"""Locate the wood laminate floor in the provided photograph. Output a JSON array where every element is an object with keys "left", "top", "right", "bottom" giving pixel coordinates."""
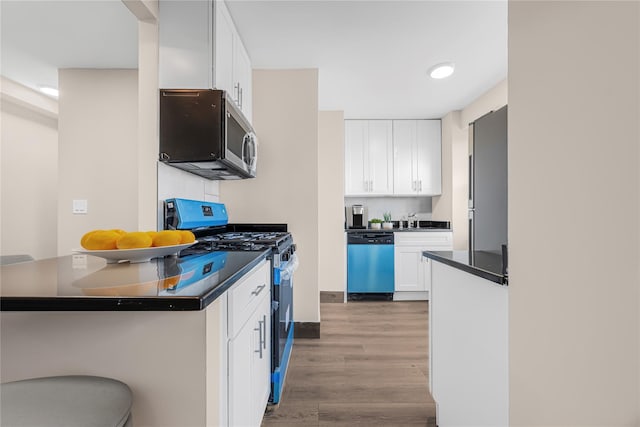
[{"left": 262, "top": 301, "right": 436, "bottom": 427}]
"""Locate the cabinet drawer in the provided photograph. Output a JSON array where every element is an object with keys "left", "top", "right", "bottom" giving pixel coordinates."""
[
  {"left": 394, "top": 231, "right": 452, "bottom": 247},
  {"left": 228, "top": 261, "right": 270, "bottom": 338}
]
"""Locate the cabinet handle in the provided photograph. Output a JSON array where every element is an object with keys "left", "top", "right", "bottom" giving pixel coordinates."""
[
  {"left": 251, "top": 284, "right": 266, "bottom": 296},
  {"left": 234, "top": 83, "right": 240, "bottom": 104},
  {"left": 419, "top": 180, "right": 422, "bottom": 192},
  {"left": 255, "top": 317, "right": 265, "bottom": 359},
  {"left": 262, "top": 314, "right": 267, "bottom": 350},
  {"left": 239, "top": 87, "right": 243, "bottom": 109},
  {"left": 369, "top": 180, "right": 373, "bottom": 192}
]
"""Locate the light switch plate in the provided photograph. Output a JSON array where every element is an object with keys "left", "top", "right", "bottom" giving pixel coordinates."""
[{"left": 73, "top": 199, "right": 88, "bottom": 214}]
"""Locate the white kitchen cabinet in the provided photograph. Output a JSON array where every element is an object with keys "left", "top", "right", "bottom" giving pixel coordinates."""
[
  {"left": 393, "top": 231, "right": 452, "bottom": 300},
  {"left": 159, "top": 0, "right": 253, "bottom": 121},
  {"left": 393, "top": 120, "right": 442, "bottom": 196},
  {"left": 214, "top": 0, "right": 234, "bottom": 95},
  {"left": 345, "top": 120, "right": 393, "bottom": 196},
  {"left": 159, "top": 0, "right": 213, "bottom": 89},
  {"left": 394, "top": 245, "right": 429, "bottom": 292},
  {"left": 215, "top": 0, "right": 253, "bottom": 122},
  {"left": 228, "top": 261, "right": 271, "bottom": 427}
]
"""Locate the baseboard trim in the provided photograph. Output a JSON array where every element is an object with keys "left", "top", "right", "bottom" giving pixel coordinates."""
[
  {"left": 393, "top": 291, "right": 430, "bottom": 301},
  {"left": 320, "top": 291, "right": 344, "bottom": 303},
  {"left": 294, "top": 322, "right": 320, "bottom": 339}
]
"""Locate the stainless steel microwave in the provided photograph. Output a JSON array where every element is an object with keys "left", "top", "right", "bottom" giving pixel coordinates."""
[{"left": 159, "top": 89, "right": 257, "bottom": 180}]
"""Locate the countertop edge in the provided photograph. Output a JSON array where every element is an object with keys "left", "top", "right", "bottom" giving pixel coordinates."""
[
  {"left": 200, "top": 250, "right": 270, "bottom": 308},
  {"left": 423, "top": 251, "right": 507, "bottom": 286},
  {"left": 0, "top": 250, "right": 272, "bottom": 312}
]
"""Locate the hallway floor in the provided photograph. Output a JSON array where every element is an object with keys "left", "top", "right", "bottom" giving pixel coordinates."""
[{"left": 262, "top": 300, "right": 437, "bottom": 426}]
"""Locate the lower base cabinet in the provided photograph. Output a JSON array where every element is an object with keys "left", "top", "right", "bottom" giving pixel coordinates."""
[
  {"left": 393, "top": 232, "right": 453, "bottom": 300},
  {"left": 227, "top": 261, "right": 271, "bottom": 427}
]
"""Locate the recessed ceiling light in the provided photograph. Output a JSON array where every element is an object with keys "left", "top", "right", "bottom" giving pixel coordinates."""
[
  {"left": 38, "top": 86, "right": 59, "bottom": 98},
  {"left": 428, "top": 62, "right": 455, "bottom": 79}
]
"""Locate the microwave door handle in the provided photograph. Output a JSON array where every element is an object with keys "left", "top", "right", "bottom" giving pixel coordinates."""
[
  {"left": 246, "top": 134, "right": 257, "bottom": 170},
  {"left": 241, "top": 135, "right": 248, "bottom": 167}
]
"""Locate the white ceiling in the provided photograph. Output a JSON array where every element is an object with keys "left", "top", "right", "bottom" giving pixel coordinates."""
[
  {"left": 0, "top": 1, "right": 138, "bottom": 94},
  {"left": 226, "top": 0, "right": 507, "bottom": 119},
  {"left": 0, "top": 0, "right": 507, "bottom": 119}
]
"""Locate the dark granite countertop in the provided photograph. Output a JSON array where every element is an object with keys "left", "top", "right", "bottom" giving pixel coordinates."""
[
  {"left": 345, "top": 228, "right": 452, "bottom": 233},
  {"left": 345, "top": 220, "right": 451, "bottom": 233},
  {"left": 422, "top": 250, "right": 508, "bottom": 285},
  {"left": 0, "top": 250, "right": 270, "bottom": 311}
]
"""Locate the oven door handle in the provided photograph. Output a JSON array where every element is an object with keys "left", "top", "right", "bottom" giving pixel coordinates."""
[{"left": 279, "top": 253, "right": 299, "bottom": 280}]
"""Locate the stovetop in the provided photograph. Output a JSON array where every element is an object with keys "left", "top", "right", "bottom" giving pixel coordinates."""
[
  {"left": 179, "top": 231, "right": 293, "bottom": 257},
  {"left": 201, "top": 231, "right": 290, "bottom": 245}
]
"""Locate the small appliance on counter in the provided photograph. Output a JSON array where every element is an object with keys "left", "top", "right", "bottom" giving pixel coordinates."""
[{"left": 345, "top": 204, "right": 367, "bottom": 229}]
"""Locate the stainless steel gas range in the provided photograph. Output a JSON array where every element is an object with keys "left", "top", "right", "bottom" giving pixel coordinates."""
[{"left": 165, "top": 198, "right": 297, "bottom": 404}]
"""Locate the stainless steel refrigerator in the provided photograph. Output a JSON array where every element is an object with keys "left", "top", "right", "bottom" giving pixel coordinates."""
[{"left": 468, "top": 106, "right": 508, "bottom": 267}]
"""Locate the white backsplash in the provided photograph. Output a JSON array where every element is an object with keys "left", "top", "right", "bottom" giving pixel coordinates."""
[
  {"left": 344, "top": 196, "right": 432, "bottom": 223},
  {"left": 157, "top": 163, "right": 220, "bottom": 229}
]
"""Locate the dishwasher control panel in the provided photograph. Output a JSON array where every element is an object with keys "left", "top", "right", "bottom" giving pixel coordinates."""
[{"left": 347, "top": 233, "right": 394, "bottom": 245}]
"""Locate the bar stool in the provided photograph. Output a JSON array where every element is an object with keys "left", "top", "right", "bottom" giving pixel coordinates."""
[{"left": 0, "top": 375, "right": 133, "bottom": 427}]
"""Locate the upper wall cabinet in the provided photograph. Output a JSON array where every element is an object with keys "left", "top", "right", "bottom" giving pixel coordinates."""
[
  {"left": 159, "top": 1, "right": 212, "bottom": 89},
  {"left": 345, "top": 120, "right": 394, "bottom": 196},
  {"left": 393, "top": 120, "right": 442, "bottom": 196},
  {"left": 215, "top": 1, "right": 252, "bottom": 122},
  {"left": 159, "top": 0, "right": 252, "bottom": 121},
  {"left": 345, "top": 119, "right": 441, "bottom": 197}
]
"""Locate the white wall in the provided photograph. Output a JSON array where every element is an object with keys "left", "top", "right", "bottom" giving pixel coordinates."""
[
  {"left": 435, "top": 80, "right": 507, "bottom": 250},
  {"left": 509, "top": 1, "right": 639, "bottom": 424},
  {"left": 137, "top": 9, "right": 160, "bottom": 231},
  {"left": 220, "top": 69, "right": 320, "bottom": 323},
  {"left": 344, "top": 196, "right": 432, "bottom": 224},
  {"left": 157, "top": 163, "right": 220, "bottom": 227},
  {"left": 57, "top": 69, "right": 139, "bottom": 254},
  {"left": 318, "top": 111, "right": 345, "bottom": 293},
  {"left": 1, "top": 81, "right": 58, "bottom": 260},
  {"left": 431, "top": 112, "right": 455, "bottom": 223}
]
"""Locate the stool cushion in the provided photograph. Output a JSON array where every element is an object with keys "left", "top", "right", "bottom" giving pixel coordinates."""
[{"left": 1, "top": 375, "right": 132, "bottom": 427}]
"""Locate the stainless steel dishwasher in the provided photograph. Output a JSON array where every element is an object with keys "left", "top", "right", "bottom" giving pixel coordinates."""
[{"left": 346, "top": 233, "right": 394, "bottom": 300}]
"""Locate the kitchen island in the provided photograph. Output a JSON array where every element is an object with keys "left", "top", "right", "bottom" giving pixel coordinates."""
[
  {"left": 422, "top": 250, "right": 508, "bottom": 427},
  {"left": 0, "top": 250, "right": 271, "bottom": 426}
]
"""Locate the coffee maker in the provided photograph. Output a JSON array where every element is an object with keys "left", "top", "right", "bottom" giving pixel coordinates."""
[{"left": 346, "top": 204, "right": 368, "bottom": 229}]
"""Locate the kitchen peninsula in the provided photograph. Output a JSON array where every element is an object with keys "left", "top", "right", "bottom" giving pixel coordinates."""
[
  {"left": 0, "top": 251, "right": 270, "bottom": 426},
  {"left": 423, "top": 250, "right": 508, "bottom": 426}
]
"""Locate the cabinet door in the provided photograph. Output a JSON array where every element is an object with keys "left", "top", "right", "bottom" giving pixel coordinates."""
[
  {"left": 234, "top": 40, "right": 252, "bottom": 122},
  {"left": 228, "top": 315, "right": 254, "bottom": 427},
  {"left": 345, "top": 120, "right": 368, "bottom": 195},
  {"left": 394, "top": 245, "right": 425, "bottom": 292},
  {"left": 421, "top": 255, "right": 433, "bottom": 294},
  {"left": 367, "top": 120, "right": 394, "bottom": 195},
  {"left": 251, "top": 294, "right": 271, "bottom": 426},
  {"left": 214, "top": 0, "right": 234, "bottom": 96},
  {"left": 393, "top": 120, "right": 417, "bottom": 195},
  {"left": 416, "top": 120, "right": 442, "bottom": 195},
  {"left": 159, "top": 0, "right": 212, "bottom": 89}
]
